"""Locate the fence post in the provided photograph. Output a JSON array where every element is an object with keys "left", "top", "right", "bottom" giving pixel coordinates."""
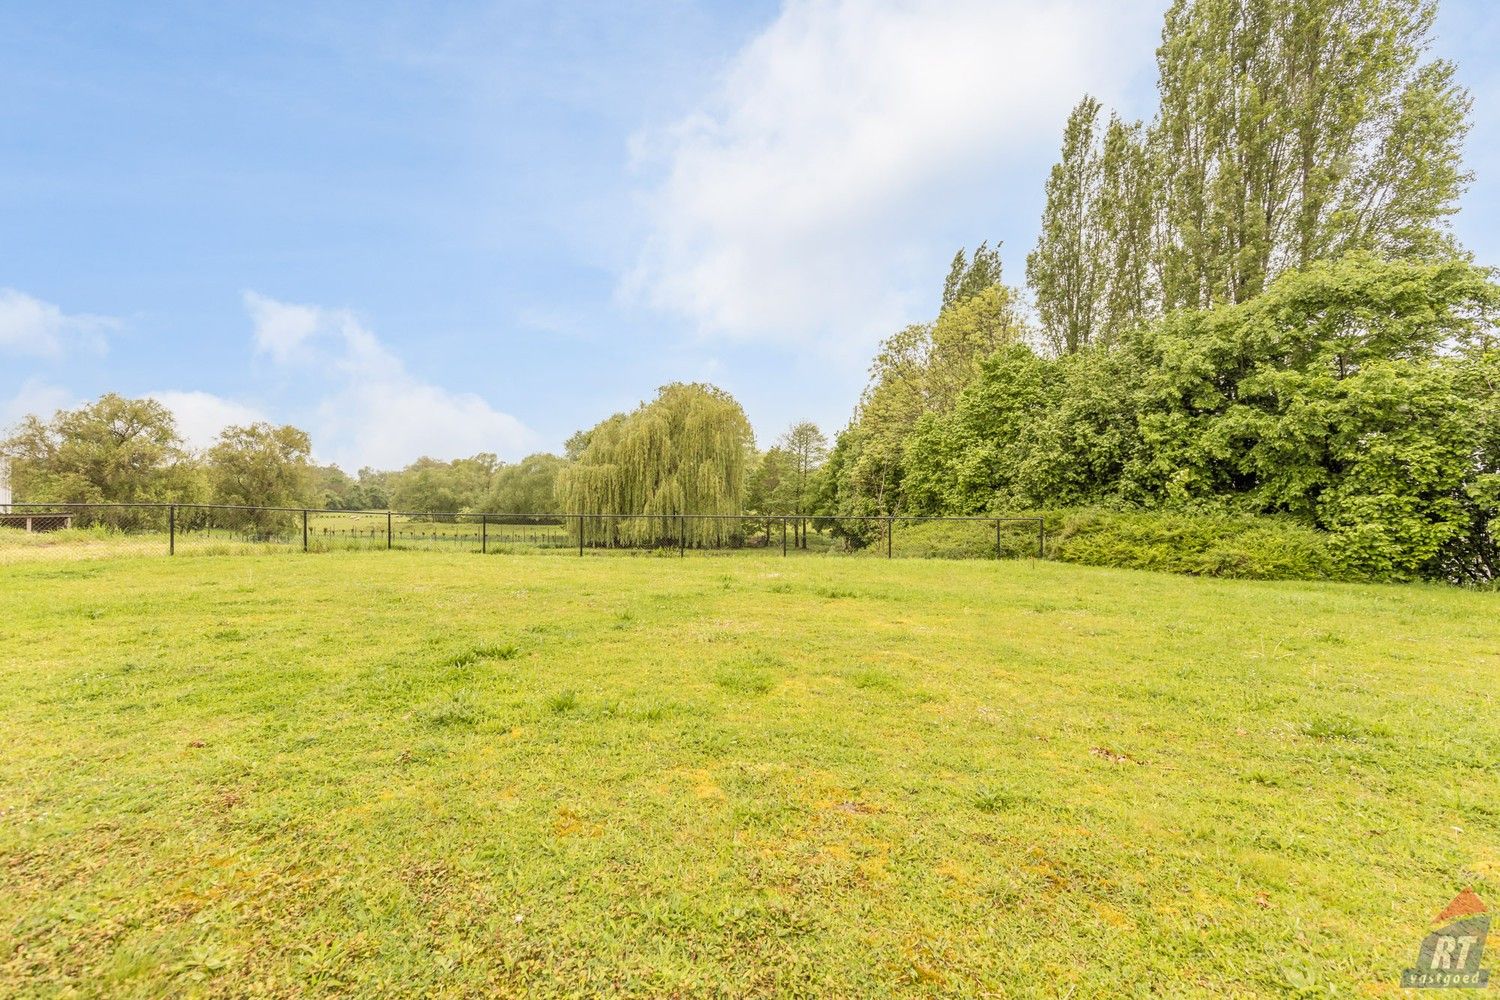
[
  {"left": 481, "top": 514, "right": 488, "bottom": 555},
  {"left": 680, "top": 514, "right": 686, "bottom": 557},
  {"left": 996, "top": 519, "right": 1002, "bottom": 560},
  {"left": 887, "top": 516, "right": 893, "bottom": 559},
  {"left": 169, "top": 504, "right": 175, "bottom": 556},
  {"left": 387, "top": 511, "right": 392, "bottom": 550},
  {"left": 782, "top": 516, "right": 788, "bottom": 556},
  {"left": 578, "top": 515, "right": 584, "bottom": 557},
  {"left": 302, "top": 509, "right": 309, "bottom": 552},
  {"left": 1037, "top": 518, "right": 1045, "bottom": 560}
]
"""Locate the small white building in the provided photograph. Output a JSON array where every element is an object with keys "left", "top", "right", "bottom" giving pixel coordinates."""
[{"left": 0, "top": 458, "right": 10, "bottom": 510}]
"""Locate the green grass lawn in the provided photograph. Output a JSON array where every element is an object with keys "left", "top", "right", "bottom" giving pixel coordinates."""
[{"left": 1, "top": 551, "right": 1496, "bottom": 997}]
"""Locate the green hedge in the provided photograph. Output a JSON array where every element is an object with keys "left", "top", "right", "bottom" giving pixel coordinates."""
[
  {"left": 868, "top": 509, "right": 1357, "bottom": 582},
  {"left": 1046, "top": 510, "right": 1348, "bottom": 581}
]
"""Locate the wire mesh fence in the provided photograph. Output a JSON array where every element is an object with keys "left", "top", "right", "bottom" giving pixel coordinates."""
[
  {"left": 0, "top": 503, "right": 1045, "bottom": 563},
  {"left": 0, "top": 503, "right": 173, "bottom": 562}
]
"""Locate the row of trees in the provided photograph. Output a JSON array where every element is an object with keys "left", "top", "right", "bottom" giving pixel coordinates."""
[
  {"left": 900, "top": 255, "right": 1499, "bottom": 579},
  {"left": 1, "top": 389, "right": 831, "bottom": 527},
  {"left": 0, "top": 396, "right": 317, "bottom": 511},
  {"left": 821, "top": 0, "right": 1497, "bottom": 580},
  {"left": 1026, "top": 0, "right": 1471, "bottom": 353},
  {"left": 6, "top": 0, "right": 1492, "bottom": 578},
  {"left": 0, "top": 395, "right": 561, "bottom": 515}
]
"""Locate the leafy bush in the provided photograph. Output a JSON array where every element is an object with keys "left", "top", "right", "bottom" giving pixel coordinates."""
[
  {"left": 1048, "top": 510, "right": 1347, "bottom": 581},
  {"left": 843, "top": 255, "right": 1500, "bottom": 583},
  {"left": 872, "top": 508, "right": 1355, "bottom": 582}
]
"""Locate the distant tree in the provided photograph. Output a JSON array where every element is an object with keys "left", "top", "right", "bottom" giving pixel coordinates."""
[
  {"left": 351, "top": 467, "right": 392, "bottom": 510},
  {"left": 746, "top": 446, "right": 793, "bottom": 514},
  {"left": 0, "top": 394, "right": 200, "bottom": 509},
  {"left": 389, "top": 454, "right": 499, "bottom": 516},
  {"left": 207, "top": 423, "right": 314, "bottom": 511},
  {"left": 484, "top": 453, "right": 566, "bottom": 513},
  {"left": 308, "top": 464, "right": 394, "bottom": 511},
  {"left": 778, "top": 422, "right": 828, "bottom": 547},
  {"left": 558, "top": 382, "right": 754, "bottom": 546},
  {"left": 311, "top": 464, "right": 357, "bottom": 509}
]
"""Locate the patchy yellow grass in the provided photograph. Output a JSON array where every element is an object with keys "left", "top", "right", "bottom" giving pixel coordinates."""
[{"left": 0, "top": 549, "right": 1496, "bottom": 997}]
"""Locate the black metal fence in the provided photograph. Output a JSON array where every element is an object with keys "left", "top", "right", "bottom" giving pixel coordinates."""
[{"left": 0, "top": 503, "right": 1045, "bottom": 562}]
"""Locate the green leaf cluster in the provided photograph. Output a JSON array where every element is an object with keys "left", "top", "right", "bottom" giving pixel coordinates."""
[{"left": 900, "top": 254, "right": 1499, "bottom": 580}]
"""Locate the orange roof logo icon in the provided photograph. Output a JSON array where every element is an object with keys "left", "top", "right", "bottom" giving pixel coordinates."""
[{"left": 1436, "top": 889, "right": 1487, "bottom": 924}]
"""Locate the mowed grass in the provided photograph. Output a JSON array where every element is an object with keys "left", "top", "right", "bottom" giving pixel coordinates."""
[{"left": 0, "top": 552, "right": 1496, "bottom": 998}]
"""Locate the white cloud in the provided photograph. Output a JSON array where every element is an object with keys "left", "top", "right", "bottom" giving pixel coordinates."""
[
  {"left": 0, "top": 288, "right": 114, "bottom": 357},
  {"left": 1, "top": 382, "right": 263, "bottom": 452},
  {"left": 626, "top": 0, "right": 1157, "bottom": 347},
  {"left": 243, "top": 292, "right": 534, "bottom": 468},
  {"left": 148, "top": 390, "right": 266, "bottom": 451},
  {"left": 243, "top": 292, "right": 326, "bottom": 364},
  {"left": 1, "top": 378, "right": 75, "bottom": 428}
]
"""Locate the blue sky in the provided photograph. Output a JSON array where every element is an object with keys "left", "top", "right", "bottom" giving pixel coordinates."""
[{"left": 3, "top": 0, "right": 1498, "bottom": 470}]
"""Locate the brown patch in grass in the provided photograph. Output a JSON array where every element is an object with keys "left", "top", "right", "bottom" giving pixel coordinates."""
[{"left": 1090, "top": 746, "right": 1142, "bottom": 765}]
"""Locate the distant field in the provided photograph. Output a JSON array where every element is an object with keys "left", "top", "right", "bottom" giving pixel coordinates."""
[
  {"left": 307, "top": 514, "right": 574, "bottom": 551},
  {"left": 0, "top": 517, "right": 1046, "bottom": 563},
  {"left": 1, "top": 551, "right": 1496, "bottom": 996}
]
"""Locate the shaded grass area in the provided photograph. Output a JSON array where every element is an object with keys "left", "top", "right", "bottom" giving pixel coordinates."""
[{"left": 0, "top": 552, "right": 1496, "bottom": 997}]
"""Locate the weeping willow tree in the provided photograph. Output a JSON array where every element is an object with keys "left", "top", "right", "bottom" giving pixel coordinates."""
[{"left": 558, "top": 383, "right": 755, "bottom": 547}]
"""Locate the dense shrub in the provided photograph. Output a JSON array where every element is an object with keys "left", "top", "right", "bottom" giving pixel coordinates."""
[
  {"left": 1047, "top": 510, "right": 1346, "bottom": 581},
  {"left": 871, "top": 509, "right": 1352, "bottom": 581},
  {"left": 877, "top": 256, "right": 1500, "bottom": 582}
]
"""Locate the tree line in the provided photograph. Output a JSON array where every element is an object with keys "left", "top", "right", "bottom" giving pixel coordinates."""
[
  {"left": 4, "top": 0, "right": 1496, "bottom": 580},
  {"left": 0, "top": 387, "right": 830, "bottom": 528},
  {"left": 820, "top": 0, "right": 1497, "bottom": 581}
]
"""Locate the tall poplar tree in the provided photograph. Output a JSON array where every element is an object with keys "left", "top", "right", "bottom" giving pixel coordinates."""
[
  {"left": 1028, "top": 97, "right": 1107, "bottom": 354},
  {"left": 942, "top": 242, "right": 1005, "bottom": 311},
  {"left": 1029, "top": 100, "right": 1157, "bottom": 352},
  {"left": 1151, "top": 0, "right": 1471, "bottom": 309},
  {"left": 1029, "top": 0, "right": 1471, "bottom": 334},
  {"left": 1096, "top": 115, "right": 1158, "bottom": 341}
]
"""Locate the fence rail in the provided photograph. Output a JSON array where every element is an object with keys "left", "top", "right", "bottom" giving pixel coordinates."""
[{"left": 0, "top": 502, "right": 1045, "bottom": 562}]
